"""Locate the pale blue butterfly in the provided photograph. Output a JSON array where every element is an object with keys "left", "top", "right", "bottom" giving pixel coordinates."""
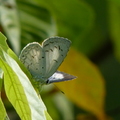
[{"left": 19, "top": 36, "right": 76, "bottom": 84}]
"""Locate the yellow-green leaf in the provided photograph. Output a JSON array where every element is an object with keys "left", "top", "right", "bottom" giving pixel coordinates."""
[
  {"left": 0, "top": 98, "right": 8, "bottom": 120},
  {"left": 109, "top": 1, "right": 120, "bottom": 61},
  {"left": 55, "top": 48, "right": 106, "bottom": 120},
  {"left": 0, "top": 58, "right": 31, "bottom": 120}
]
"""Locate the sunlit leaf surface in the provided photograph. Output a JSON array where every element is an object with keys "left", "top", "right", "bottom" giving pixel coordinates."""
[{"left": 0, "top": 32, "right": 52, "bottom": 120}]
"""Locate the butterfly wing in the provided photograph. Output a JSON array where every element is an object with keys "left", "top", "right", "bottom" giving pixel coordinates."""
[
  {"left": 19, "top": 42, "right": 46, "bottom": 82},
  {"left": 19, "top": 37, "right": 72, "bottom": 84},
  {"left": 46, "top": 71, "right": 76, "bottom": 84},
  {"left": 42, "top": 37, "right": 71, "bottom": 79}
]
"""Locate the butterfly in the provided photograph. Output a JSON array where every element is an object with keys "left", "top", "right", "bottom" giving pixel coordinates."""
[{"left": 19, "top": 36, "right": 76, "bottom": 84}]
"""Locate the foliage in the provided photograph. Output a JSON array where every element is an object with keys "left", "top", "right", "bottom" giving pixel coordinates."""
[
  {"left": 0, "top": 33, "right": 52, "bottom": 120},
  {"left": 0, "top": 0, "right": 120, "bottom": 120}
]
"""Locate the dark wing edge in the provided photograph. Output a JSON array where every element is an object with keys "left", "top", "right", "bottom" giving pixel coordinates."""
[{"left": 46, "top": 71, "right": 77, "bottom": 84}]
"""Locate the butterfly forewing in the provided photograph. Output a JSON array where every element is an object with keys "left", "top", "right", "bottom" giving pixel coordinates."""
[{"left": 43, "top": 37, "right": 71, "bottom": 78}]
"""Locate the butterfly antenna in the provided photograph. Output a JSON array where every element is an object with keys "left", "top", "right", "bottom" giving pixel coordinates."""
[{"left": 53, "top": 84, "right": 65, "bottom": 94}]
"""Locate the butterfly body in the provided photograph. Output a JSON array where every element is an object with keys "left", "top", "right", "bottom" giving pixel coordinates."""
[{"left": 19, "top": 37, "right": 76, "bottom": 84}]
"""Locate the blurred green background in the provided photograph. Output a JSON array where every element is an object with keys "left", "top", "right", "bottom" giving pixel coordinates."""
[{"left": 1, "top": 0, "right": 120, "bottom": 120}]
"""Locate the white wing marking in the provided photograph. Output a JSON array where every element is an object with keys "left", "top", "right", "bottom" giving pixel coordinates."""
[{"left": 47, "top": 71, "right": 76, "bottom": 84}]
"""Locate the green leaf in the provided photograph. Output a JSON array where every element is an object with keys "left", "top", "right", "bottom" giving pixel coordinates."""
[
  {"left": 44, "top": 111, "right": 53, "bottom": 120},
  {"left": 0, "top": 32, "right": 7, "bottom": 50},
  {"left": 108, "top": 0, "right": 120, "bottom": 4},
  {"left": 17, "top": 0, "right": 56, "bottom": 46},
  {"left": 0, "top": 51, "right": 51, "bottom": 120},
  {"left": 0, "top": 32, "right": 8, "bottom": 59},
  {"left": 35, "top": 0, "right": 109, "bottom": 57},
  {"left": 36, "top": 0, "right": 94, "bottom": 37},
  {"left": 0, "top": 33, "right": 52, "bottom": 119},
  {"left": 35, "top": 0, "right": 94, "bottom": 50},
  {"left": 108, "top": 1, "right": 120, "bottom": 61},
  {"left": 0, "top": 68, "right": 3, "bottom": 92},
  {"left": 0, "top": 32, "right": 32, "bottom": 84},
  {"left": 0, "top": 57, "right": 32, "bottom": 120},
  {"left": 0, "top": 68, "right": 3, "bottom": 80},
  {"left": 0, "top": 98, "right": 9, "bottom": 120},
  {"left": 0, "top": 0, "right": 21, "bottom": 54}
]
